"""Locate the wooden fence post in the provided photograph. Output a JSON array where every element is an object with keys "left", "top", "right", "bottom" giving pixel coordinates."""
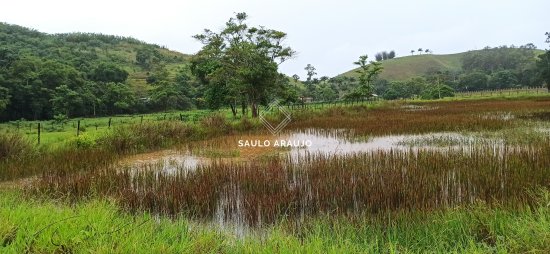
[
  {"left": 108, "top": 118, "right": 112, "bottom": 128},
  {"left": 77, "top": 120, "right": 81, "bottom": 137},
  {"left": 37, "top": 123, "right": 41, "bottom": 145}
]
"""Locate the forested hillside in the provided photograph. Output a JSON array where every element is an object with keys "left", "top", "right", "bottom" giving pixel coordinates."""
[
  {"left": 0, "top": 23, "right": 195, "bottom": 121},
  {"left": 332, "top": 45, "right": 545, "bottom": 100}
]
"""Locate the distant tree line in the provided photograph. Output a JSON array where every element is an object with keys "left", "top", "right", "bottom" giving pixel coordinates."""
[
  {"left": 297, "top": 40, "right": 548, "bottom": 102},
  {"left": 410, "top": 48, "right": 432, "bottom": 55},
  {"left": 374, "top": 50, "right": 396, "bottom": 61},
  {"left": 457, "top": 44, "right": 542, "bottom": 91}
]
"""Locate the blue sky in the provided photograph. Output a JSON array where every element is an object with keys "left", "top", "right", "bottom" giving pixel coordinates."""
[{"left": 1, "top": 0, "right": 548, "bottom": 77}]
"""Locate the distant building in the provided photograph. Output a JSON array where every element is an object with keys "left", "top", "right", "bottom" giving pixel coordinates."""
[{"left": 300, "top": 97, "right": 314, "bottom": 103}]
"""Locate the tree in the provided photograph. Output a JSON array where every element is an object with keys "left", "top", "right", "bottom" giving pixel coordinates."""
[
  {"left": 421, "top": 84, "right": 454, "bottom": 99},
  {"left": 135, "top": 46, "right": 158, "bottom": 70},
  {"left": 50, "top": 85, "right": 83, "bottom": 117},
  {"left": 536, "top": 32, "right": 550, "bottom": 92},
  {"left": 352, "top": 55, "right": 383, "bottom": 99},
  {"left": 381, "top": 51, "right": 389, "bottom": 60},
  {"left": 388, "top": 50, "right": 396, "bottom": 59},
  {"left": 292, "top": 74, "right": 300, "bottom": 82},
  {"left": 418, "top": 48, "right": 423, "bottom": 55},
  {"left": 0, "top": 86, "right": 10, "bottom": 113},
  {"left": 375, "top": 53, "right": 383, "bottom": 61},
  {"left": 411, "top": 50, "right": 415, "bottom": 56},
  {"left": 462, "top": 46, "right": 536, "bottom": 73},
  {"left": 304, "top": 64, "right": 317, "bottom": 82},
  {"left": 425, "top": 49, "right": 431, "bottom": 54},
  {"left": 101, "top": 82, "right": 136, "bottom": 114},
  {"left": 88, "top": 62, "right": 128, "bottom": 83},
  {"left": 191, "top": 12, "right": 295, "bottom": 118},
  {"left": 316, "top": 83, "right": 337, "bottom": 101},
  {"left": 150, "top": 81, "right": 193, "bottom": 111},
  {"left": 458, "top": 72, "right": 488, "bottom": 91},
  {"left": 488, "top": 70, "right": 518, "bottom": 89}
]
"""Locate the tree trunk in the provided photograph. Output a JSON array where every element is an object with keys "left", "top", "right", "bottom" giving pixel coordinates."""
[
  {"left": 241, "top": 100, "right": 247, "bottom": 116},
  {"left": 251, "top": 102, "right": 258, "bottom": 118},
  {"left": 230, "top": 103, "right": 237, "bottom": 118}
]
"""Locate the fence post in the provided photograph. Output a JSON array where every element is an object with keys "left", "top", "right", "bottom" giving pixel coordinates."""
[
  {"left": 108, "top": 118, "right": 112, "bottom": 128},
  {"left": 77, "top": 120, "right": 81, "bottom": 137},
  {"left": 140, "top": 116, "right": 143, "bottom": 124},
  {"left": 37, "top": 123, "right": 41, "bottom": 145}
]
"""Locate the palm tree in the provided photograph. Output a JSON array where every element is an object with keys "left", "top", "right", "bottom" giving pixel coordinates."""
[
  {"left": 410, "top": 50, "right": 415, "bottom": 55},
  {"left": 425, "top": 49, "right": 431, "bottom": 54},
  {"left": 418, "top": 48, "right": 423, "bottom": 55}
]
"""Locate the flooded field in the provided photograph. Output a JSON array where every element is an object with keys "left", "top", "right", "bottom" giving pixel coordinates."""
[
  {"left": 120, "top": 128, "right": 518, "bottom": 173},
  {"left": 103, "top": 124, "right": 550, "bottom": 235},
  {"left": 21, "top": 99, "right": 550, "bottom": 237}
]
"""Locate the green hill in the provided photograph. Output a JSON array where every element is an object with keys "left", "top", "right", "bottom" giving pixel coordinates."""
[
  {"left": 339, "top": 49, "right": 544, "bottom": 81},
  {"left": 0, "top": 22, "right": 195, "bottom": 121},
  {"left": 0, "top": 22, "right": 191, "bottom": 96},
  {"left": 339, "top": 53, "right": 463, "bottom": 80}
]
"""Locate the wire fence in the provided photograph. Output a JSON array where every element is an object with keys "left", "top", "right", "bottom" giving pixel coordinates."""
[
  {"left": 0, "top": 111, "right": 212, "bottom": 144},
  {"left": 455, "top": 86, "right": 548, "bottom": 98},
  {"left": 2, "top": 87, "right": 548, "bottom": 145}
]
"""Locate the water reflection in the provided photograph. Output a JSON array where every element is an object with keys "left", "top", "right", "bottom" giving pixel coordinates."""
[
  {"left": 121, "top": 129, "right": 485, "bottom": 173},
  {"left": 116, "top": 128, "right": 528, "bottom": 235}
]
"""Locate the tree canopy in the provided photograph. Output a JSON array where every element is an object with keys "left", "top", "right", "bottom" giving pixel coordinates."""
[{"left": 190, "top": 13, "right": 295, "bottom": 117}]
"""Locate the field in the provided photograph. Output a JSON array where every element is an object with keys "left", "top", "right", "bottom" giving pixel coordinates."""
[{"left": 1, "top": 95, "right": 550, "bottom": 253}]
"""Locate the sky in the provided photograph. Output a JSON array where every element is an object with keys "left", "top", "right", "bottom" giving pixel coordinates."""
[{"left": 1, "top": 0, "right": 548, "bottom": 77}]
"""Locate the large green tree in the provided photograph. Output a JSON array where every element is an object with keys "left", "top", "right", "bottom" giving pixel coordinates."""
[{"left": 190, "top": 12, "right": 295, "bottom": 117}]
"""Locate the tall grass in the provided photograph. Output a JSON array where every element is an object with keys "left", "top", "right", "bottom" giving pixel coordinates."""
[
  {"left": 0, "top": 115, "right": 236, "bottom": 182},
  {"left": 2, "top": 189, "right": 550, "bottom": 253},
  {"left": 0, "top": 132, "right": 33, "bottom": 161},
  {"left": 290, "top": 98, "right": 550, "bottom": 135},
  {"left": 31, "top": 139, "right": 550, "bottom": 226}
]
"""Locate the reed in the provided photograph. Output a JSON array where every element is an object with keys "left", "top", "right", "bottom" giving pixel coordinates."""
[
  {"left": 289, "top": 99, "right": 550, "bottom": 135},
  {"left": 31, "top": 139, "right": 550, "bottom": 227}
]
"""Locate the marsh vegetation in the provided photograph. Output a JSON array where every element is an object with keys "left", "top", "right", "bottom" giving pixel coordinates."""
[{"left": 1, "top": 97, "right": 550, "bottom": 252}]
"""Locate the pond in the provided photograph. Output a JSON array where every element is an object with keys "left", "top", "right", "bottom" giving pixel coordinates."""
[{"left": 120, "top": 129, "right": 488, "bottom": 175}]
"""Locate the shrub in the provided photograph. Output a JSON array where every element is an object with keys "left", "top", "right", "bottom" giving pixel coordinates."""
[
  {"left": 69, "top": 135, "right": 97, "bottom": 149},
  {"left": 199, "top": 114, "right": 231, "bottom": 136},
  {"left": 97, "top": 121, "right": 196, "bottom": 153},
  {"left": 0, "top": 132, "right": 33, "bottom": 160}
]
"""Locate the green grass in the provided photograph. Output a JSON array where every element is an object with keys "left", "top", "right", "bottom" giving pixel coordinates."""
[
  {"left": 0, "top": 110, "right": 213, "bottom": 148},
  {"left": 339, "top": 50, "right": 546, "bottom": 81},
  {"left": 1, "top": 190, "right": 550, "bottom": 253},
  {"left": 340, "top": 53, "right": 464, "bottom": 81}
]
